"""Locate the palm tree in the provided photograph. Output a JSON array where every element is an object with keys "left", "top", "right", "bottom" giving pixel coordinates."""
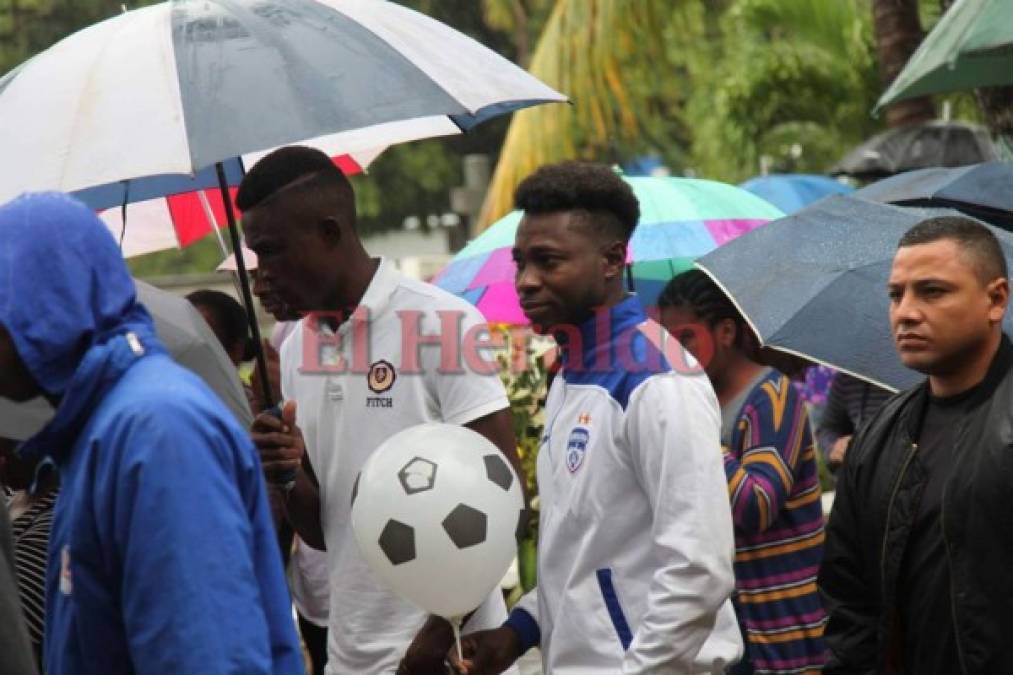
[
  {"left": 481, "top": 0, "right": 555, "bottom": 67},
  {"left": 688, "top": 0, "right": 883, "bottom": 181},
  {"left": 475, "top": 0, "right": 704, "bottom": 229},
  {"left": 872, "top": 0, "right": 935, "bottom": 127},
  {"left": 475, "top": 0, "right": 889, "bottom": 229}
]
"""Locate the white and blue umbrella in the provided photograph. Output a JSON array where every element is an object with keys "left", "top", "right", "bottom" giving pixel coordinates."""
[
  {"left": 0, "top": 0, "right": 564, "bottom": 406},
  {"left": 0, "top": 0, "right": 564, "bottom": 205}
]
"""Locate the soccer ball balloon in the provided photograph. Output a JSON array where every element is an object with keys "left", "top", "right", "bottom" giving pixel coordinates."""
[{"left": 351, "top": 422, "right": 525, "bottom": 620}]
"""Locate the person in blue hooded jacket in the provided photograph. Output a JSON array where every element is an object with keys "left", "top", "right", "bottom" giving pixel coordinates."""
[{"left": 0, "top": 192, "right": 304, "bottom": 674}]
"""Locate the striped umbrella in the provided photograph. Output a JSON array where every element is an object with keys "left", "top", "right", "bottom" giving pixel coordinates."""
[
  {"left": 98, "top": 152, "right": 373, "bottom": 259},
  {"left": 434, "top": 176, "right": 784, "bottom": 324},
  {"left": 0, "top": 0, "right": 564, "bottom": 405},
  {"left": 0, "top": 0, "right": 564, "bottom": 205}
]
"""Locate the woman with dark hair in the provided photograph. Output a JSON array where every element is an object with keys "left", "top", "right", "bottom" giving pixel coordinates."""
[
  {"left": 186, "top": 289, "right": 255, "bottom": 367},
  {"left": 659, "top": 270, "right": 827, "bottom": 675}
]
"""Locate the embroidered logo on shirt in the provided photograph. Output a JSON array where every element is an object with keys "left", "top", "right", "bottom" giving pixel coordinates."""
[
  {"left": 578, "top": 412, "right": 592, "bottom": 425},
  {"left": 366, "top": 359, "right": 396, "bottom": 408},
  {"left": 367, "top": 360, "right": 396, "bottom": 394},
  {"left": 59, "top": 545, "right": 72, "bottom": 596},
  {"left": 566, "top": 427, "right": 590, "bottom": 473}
]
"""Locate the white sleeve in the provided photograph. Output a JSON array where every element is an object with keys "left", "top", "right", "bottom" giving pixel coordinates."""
[
  {"left": 431, "top": 305, "right": 509, "bottom": 425},
  {"left": 279, "top": 325, "right": 298, "bottom": 402},
  {"left": 513, "top": 587, "right": 539, "bottom": 622},
  {"left": 621, "top": 374, "right": 737, "bottom": 673}
]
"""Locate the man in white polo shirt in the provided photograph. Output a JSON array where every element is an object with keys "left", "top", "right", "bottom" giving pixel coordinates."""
[{"left": 242, "top": 147, "right": 519, "bottom": 675}]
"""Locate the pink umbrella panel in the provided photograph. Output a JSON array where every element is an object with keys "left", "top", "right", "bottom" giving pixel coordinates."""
[{"left": 434, "top": 176, "right": 784, "bottom": 325}]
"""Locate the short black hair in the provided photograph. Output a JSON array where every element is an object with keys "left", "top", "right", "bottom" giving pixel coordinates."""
[
  {"left": 186, "top": 289, "right": 255, "bottom": 362},
  {"left": 899, "top": 215, "right": 1008, "bottom": 283},
  {"left": 658, "top": 269, "right": 756, "bottom": 352},
  {"left": 236, "top": 146, "right": 355, "bottom": 224},
  {"left": 514, "top": 161, "right": 640, "bottom": 243}
]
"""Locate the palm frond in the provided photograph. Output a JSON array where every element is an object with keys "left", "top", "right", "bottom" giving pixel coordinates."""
[{"left": 476, "top": 0, "right": 677, "bottom": 230}]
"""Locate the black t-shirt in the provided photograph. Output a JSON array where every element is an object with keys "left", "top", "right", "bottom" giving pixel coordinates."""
[{"left": 896, "top": 387, "right": 977, "bottom": 674}]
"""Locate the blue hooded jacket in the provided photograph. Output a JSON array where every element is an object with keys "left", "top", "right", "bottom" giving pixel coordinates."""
[{"left": 0, "top": 193, "right": 303, "bottom": 674}]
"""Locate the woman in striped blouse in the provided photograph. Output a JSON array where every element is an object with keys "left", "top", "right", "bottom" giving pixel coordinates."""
[{"left": 660, "top": 271, "right": 827, "bottom": 675}]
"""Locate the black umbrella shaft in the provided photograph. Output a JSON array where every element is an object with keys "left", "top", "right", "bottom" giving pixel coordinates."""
[{"left": 215, "top": 162, "right": 275, "bottom": 410}]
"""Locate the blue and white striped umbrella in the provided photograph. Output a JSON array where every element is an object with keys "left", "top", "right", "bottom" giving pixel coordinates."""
[{"left": 0, "top": 0, "right": 565, "bottom": 205}]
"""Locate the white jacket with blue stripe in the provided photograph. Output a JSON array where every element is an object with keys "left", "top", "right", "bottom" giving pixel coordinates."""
[{"left": 507, "top": 297, "right": 743, "bottom": 673}]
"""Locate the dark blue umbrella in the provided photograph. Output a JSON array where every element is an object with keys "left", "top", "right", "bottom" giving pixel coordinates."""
[
  {"left": 740, "top": 174, "right": 854, "bottom": 215},
  {"left": 696, "top": 195, "right": 1013, "bottom": 392},
  {"left": 855, "top": 162, "right": 1013, "bottom": 230}
]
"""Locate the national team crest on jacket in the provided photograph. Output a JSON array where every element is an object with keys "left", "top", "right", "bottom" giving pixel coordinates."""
[{"left": 566, "top": 427, "right": 590, "bottom": 473}]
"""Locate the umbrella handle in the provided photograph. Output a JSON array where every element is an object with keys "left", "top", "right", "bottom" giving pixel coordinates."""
[{"left": 214, "top": 162, "right": 275, "bottom": 410}]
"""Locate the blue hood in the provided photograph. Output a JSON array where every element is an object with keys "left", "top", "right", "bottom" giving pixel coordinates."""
[{"left": 0, "top": 192, "right": 162, "bottom": 458}]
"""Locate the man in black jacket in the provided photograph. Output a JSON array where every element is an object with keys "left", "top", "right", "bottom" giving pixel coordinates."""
[{"left": 819, "top": 215, "right": 1011, "bottom": 675}]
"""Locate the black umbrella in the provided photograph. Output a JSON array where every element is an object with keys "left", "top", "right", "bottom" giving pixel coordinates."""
[
  {"left": 855, "top": 161, "right": 1013, "bottom": 230},
  {"left": 830, "top": 121, "right": 997, "bottom": 181},
  {"left": 695, "top": 195, "right": 1013, "bottom": 392}
]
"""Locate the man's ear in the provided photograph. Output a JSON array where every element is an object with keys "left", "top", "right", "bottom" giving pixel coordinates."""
[
  {"left": 601, "top": 240, "right": 627, "bottom": 282},
  {"left": 317, "top": 216, "right": 343, "bottom": 246},
  {"left": 986, "top": 276, "right": 1009, "bottom": 323}
]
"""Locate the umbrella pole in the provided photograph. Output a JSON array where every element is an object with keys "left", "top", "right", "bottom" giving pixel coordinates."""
[
  {"left": 214, "top": 162, "right": 275, "bottom": 410},
  {"left": 197, "top": 189, "right": 230, "bottom": 259}
]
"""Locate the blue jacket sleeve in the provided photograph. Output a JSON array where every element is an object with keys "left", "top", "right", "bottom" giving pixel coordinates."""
[{"left": 108, "top": 406, "right": 290, "bottom": 674}]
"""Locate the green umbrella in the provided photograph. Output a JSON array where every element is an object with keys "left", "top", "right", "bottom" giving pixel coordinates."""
[{"left": 877, "top": 0, "right": 1013, "bottom": 109}]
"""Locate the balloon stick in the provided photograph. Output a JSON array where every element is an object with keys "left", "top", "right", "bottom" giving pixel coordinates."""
[{"left": 451, "top": 616, "right": 463, "bottom": 663}]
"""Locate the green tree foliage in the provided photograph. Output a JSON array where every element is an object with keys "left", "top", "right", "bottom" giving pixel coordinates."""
[
  {"left": 687, "top": 0, "right": 883, "bottom": 181},
  {"left": 476, "top": 0, "right": 986, "bottom": 226},
  {"left": 350, "top": 0, "right": 529, "bottom": 237},
  {"left": 477, "top": 0, "right": 678, "bottom": 227}
]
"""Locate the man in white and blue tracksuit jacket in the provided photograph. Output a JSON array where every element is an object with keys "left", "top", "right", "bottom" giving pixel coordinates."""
[
  {"left": 0, "top": 193, "right": 304, "bottom": 674},
  {"left": 451, "top": 162, "right": 742, "bottom": 674}
]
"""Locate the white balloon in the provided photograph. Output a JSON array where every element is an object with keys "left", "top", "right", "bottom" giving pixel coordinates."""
[{"left": 351, "top": 422, "right": 525, "bottom": 620}]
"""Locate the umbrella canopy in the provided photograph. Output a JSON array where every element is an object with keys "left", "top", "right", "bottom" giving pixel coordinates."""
[
  {"left": 877, "top": 0, "right": 1013, "bottom": 109},
  {"left": 0, "top": 0, "right": 565, "bottom": 203},
  {"left": 695, "top": 195, "right": 1013, "bottom": 392},
  {"left": 829, "top": 121, "right": 998, "bottom": 181},
  {"left": 740, "top": 174, "right": 854, "bottom": 215},
  {"left": 98, "top": 152, "right": 377, "bottom": 259},
  {"left": 855, "top": 161, "right": 1013, "bottom": 229},
  {"left": 0, "top": 0, "right": 564, "bottom": 409},
  {"left": 433, "top": 176, "right": 783, "bottom": 324},
  {"left": 0, "top": 280, "right": 252, "bottom": 442},
  {"left": 99, "top": 188, "right": 239, "bottom": 259}
]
